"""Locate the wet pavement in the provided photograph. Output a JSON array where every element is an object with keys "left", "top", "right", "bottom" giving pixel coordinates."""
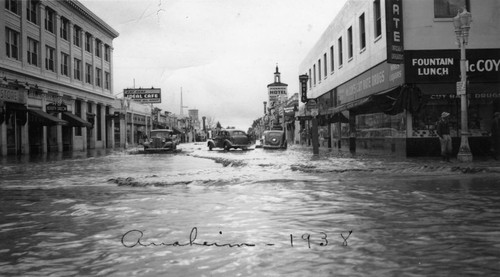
[{"left": 1, "top": 143, "right": 500, "bottom": 276}]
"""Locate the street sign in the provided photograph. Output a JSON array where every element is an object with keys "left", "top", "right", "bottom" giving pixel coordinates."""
[
  {"left": 456, "top": 81, "right": 466, "bottom": 95},
  {"left": 46, "top": 102, "right": 67, "bottom": 112}
]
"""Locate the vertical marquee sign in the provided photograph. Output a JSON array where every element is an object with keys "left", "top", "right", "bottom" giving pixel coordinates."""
[
  {"left": 386, "top": 0, "right": 404, "bottom": 64},
  {"left": 299, "top": 74, "right": 309, "bottom": 103}
]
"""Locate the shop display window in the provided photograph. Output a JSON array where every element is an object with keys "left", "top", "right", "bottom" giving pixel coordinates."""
[
  {"left": 412, "top": 96, "right": 496, "bottom": 138},
  {"left": 356, "top": 112, "right": 406, "bottom": 138}
]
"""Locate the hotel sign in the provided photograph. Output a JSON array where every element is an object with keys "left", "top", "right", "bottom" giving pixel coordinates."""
[
  {"left": 124, "top": 88, "right": 161, "bottom": 103},
  {"left": 385, "top": 0, "right": 404, "bottom": 64},
  {"left": 405, "top": 49, "right": 500, "bottom": 83}
]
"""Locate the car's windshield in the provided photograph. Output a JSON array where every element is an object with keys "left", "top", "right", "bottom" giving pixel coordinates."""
[{"left": 231, "top": 131, "right": 246, "bottom": 136}]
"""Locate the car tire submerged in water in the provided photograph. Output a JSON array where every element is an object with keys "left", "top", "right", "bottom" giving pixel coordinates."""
[{"left": 224, "top": 143, "right": 230, "bottom": 151}]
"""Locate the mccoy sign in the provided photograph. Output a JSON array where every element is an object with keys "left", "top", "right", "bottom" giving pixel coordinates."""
[{"left": 405, "top": 49, "right": 500, "bottom": 83}]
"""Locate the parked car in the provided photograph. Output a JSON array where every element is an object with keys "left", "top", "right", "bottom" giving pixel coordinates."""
[
  {"left": 207, "top": 129, "right": 252, "bottom": 151},
  {"left": 262, "top": 130, "right": 287, "bottom": 149},
  {"left": 143, "top": 129, "right": 178, "bottom": 152}
]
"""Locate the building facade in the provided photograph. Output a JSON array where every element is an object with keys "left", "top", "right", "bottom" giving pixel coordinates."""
[
  {"left": 299, "top": 0, "right": 500, "bottom": 156},
  {"left": 1, "top": 0, "right": 119, "bottom": 156},
  {"left": 267, "top": 65, "right": 288, "bottom": 129}
]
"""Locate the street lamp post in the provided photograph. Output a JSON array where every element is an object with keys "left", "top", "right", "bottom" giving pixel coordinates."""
[{"left": 453, "top": 8, "right": 473, "bottom": 162}]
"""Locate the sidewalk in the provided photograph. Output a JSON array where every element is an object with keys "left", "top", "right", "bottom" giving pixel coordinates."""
[{"left": 288, "top": 143, "right": 500, "bottom": 173}]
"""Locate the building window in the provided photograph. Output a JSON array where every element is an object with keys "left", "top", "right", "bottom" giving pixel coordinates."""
[
  {"left": 330, "top": 46, "right": 334, "bottom": 73},
  {"left": 95, "top": 39, "right": 102, "bottom": 57},
  {"left": 338, "top": 37, "right": 343, "bottom": 67},
  {"left": 61, "top": 52, "right": 69, "bottom": 76},
  {"left": 347, "top": 26, "right": 353, "bottom": 59},
  {"left": 5, "top": 28, "right": 19, "bottom": 60},
  {"left": 5, "top": 0, "right": 19, "bottom": 15},
  {"left": 318, "top": 59, "right": 322, "bottom": 81},
  {"left": 105, "top": 72, "right": 110, "bottom": 90},
  {"left": 434, "top": 0, "right": 470, "bottom": 18},
  {"left": 85, "top": 63, "right": 92, "bottom": 84},
  {"left": 60, "top": 17, "right": 69, "bottom": 40},
  {"left": 74, "top": 58, "right": 81, "bottom": 80},
  {"left": 374, "top": 0, "right": 382, "bottom": 38},
  {"left": 45, "top": 7, "right": 55, "bottom": 33},
  {"left": 73, "top": 25, "right": 81, "bottom": 47},
  {"left": 27, "top": 37, "right": 39, "bottom": 66},
  {"left": 95, "top": 67, "right": 102, "bottom": 87},
  {"left": 104, "top": 45, "right": 110, "bottom": 61},
  {"left": 359, "top": 13, "right": 366, "bottom": 50},
  {"left": 45, "top": 46, "right": 55, "bottom": 71},
  {"left": 323, "top": 53, "right": 327, "bottom": 78},
  {"left": 308, "top": 68, "right": 312, "bottom": 89},
  {"left": 27, "top": 0, "right": 38, "bottom": 24},
  {"left": 313, "top": 64, "right": 316, "bottom": 86},
  {"left": 75, "top": 100, "right": 82, "bottom": 136},
  {"left": 85, "top": 33, "right": 92, "bottom": 52},
  {"left": 96, "top": 105, "right": 102, "bottom": 140}
]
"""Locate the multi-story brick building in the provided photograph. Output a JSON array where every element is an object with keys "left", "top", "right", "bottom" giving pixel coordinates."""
[
  {"left": 299, "top": 0, "right": 500, "bottom": 156},
  {"left": 1, "top": 0, "right": 119, "bottom": 156}
]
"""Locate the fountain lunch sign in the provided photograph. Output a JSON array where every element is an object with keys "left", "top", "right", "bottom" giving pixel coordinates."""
[{"left": 405, "top": 49, "right": 500, "bottom": 83}]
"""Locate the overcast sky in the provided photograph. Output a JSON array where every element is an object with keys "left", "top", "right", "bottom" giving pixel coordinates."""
[{"left": 79, "top": 0, "right": 348, "bottom": 130}]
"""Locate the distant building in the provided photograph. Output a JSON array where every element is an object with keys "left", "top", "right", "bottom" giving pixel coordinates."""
[
  {"left": 1, "top": 0, "right": 119, "bottom": 155},
  {"left": 267, "top": 65, "right": 288, "bottom": 108},
  {"left": 266, "top": 65, "right": 288, "bottom": 127}
]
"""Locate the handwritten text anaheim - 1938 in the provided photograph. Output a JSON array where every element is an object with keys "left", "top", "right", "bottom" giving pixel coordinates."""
[{"left": 121, "top": 227, "right": 353, "bottom": 249}]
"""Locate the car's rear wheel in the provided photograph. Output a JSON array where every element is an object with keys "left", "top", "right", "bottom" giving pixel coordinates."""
[
  {"left": 224, "top": 143, "right": 230, "bottom": 151},
  {"left": 208, "top": 144, "right": 213, "bottom": 151}
]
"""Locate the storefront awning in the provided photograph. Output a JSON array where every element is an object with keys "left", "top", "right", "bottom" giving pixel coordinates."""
[
  {"left": 330, "top": 85, "right": 427, "bottom": 116},
  {"left": 332, "top": 85, "right": 402, "bottom": 115},
  {"left": 28, "top": 109, "right": 67, "bottom": 126},
  {"left": 328, "top": 112, "right": 349, "bottom": 123},
  {"left": 171, "top": 126, "right": 183, "bottom": 134},
  {"left": 62, "top": 112, "right": 92, "bottom": 128}
]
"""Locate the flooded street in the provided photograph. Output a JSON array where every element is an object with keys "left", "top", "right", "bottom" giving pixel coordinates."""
[{"left": 1, "top": 144, "right": 500, "bottom": 276}]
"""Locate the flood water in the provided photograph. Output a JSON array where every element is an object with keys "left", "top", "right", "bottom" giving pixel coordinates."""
[{"left": 1, "top": 143, "right": 500, "bottom": 276}]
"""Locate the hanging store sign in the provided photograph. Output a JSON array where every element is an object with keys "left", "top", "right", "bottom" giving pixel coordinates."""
[
  {"left": 385, "top": 0, "right": 404, "bottom": 64},
  {"left": 124, "top": 88, "right": 161, "bottom": 103},
  {"left": 0, "top": 84, "right": 27, "bottom": 104},
  {"left": 405, "top": 49, "right": 500, "bottom": 83},
  {"left": 46, "top": 102, "right": 67, "bottom": 112}
]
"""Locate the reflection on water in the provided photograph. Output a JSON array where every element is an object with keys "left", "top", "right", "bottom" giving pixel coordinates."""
[{"left": 1, "top": 145, "right": 500, "bottom": 276}]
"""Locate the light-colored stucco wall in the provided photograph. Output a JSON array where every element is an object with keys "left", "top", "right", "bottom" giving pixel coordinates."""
[
  {"left": 299, "top": 0, "right": 389, "bottom": 100},
  {"left": 403, "top": 0, "right": 500, "bottom": 51}
]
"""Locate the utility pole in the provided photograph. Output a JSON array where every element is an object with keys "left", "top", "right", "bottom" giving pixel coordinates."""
[{"left": 180, "top": 87, "right": 188, "bottom": 116}]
